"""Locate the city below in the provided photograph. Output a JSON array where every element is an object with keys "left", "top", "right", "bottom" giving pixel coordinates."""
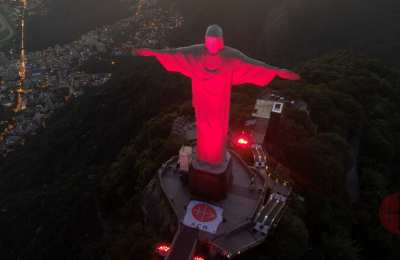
[{"left": 0, "top": 0, "right": 183, "bottom": 156}]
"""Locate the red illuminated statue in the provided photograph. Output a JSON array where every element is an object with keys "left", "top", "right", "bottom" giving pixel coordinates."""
[{"left": 135, "top": 25, "right": 299, "bottom": 166}]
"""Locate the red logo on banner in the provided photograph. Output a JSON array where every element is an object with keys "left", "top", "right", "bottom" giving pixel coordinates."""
[
  {"left": 192, "top": 203, "right": 217, "bottom": 222},
  {"left": 379, "top": 192, "right": 400, "bottom": 235}
]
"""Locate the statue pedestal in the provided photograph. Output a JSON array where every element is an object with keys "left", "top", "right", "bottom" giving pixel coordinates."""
[{"left": 189, "top": 150, "right": 232, "bottom": 201}]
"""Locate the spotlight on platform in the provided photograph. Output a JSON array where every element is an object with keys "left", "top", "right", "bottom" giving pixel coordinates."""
[
  {"left": 232, "top": 131, "right": 252, "bottom": 149},
  {"left": 155, "top": 243, "right": 171, "bottom": 257},
  {"left": 237, "top": 137, "right": 249, "bottom": 146},
  {"left": 193, "top": 255, "right": 205, "bottom": 260}
]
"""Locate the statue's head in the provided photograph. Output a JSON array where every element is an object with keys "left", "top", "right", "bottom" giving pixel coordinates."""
[{"left": 205, "top": 25, "right": 224, "bottom": 55}]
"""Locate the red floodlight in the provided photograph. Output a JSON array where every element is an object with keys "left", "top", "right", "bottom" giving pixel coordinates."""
[
  {"left": 234, "top": 131, "right": 251, "bottom": 149},
  {"left": 193, "top": 255, "right": 206, "bottom": 260},
  {"left": 237, "top": 137, "right": 249, "bottom": 145},
  {"left": 155, "top": 243, "right": 171, "bottom": 257}
]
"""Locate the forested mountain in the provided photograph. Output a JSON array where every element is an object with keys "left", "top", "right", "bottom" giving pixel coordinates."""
[
  {"left": 1, "top": 51, "right": 399, "bottom": 260},
  {"left": 263, "top": 51, "right": 400, "bottom": 260},
  {"left": 0, "top": 57, "right": 191, "bottom": 259},
  {"left": 1, "top": 0, "right": 400, "bottom": 259}
]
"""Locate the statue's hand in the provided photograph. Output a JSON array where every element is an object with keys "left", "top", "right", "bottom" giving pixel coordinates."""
[
  {"left": 134, "top": 48, "right": 154, "bottom": 57},
  {"left": 278, "top": 69, "right": 301, "bottom": 80}
]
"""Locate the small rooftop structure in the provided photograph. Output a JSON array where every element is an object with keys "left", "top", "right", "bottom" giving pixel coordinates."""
[
  {"left": 179, "top": 146, "right": 193, "bottom": 172},
  {"left": 272, "top": 102, "right": 284, "bottom": 114},
  {"left": 251, "top": 99, "right": 284, "bottom": 144},
  {"left": 252, "top": 99, "right": 274, "bottom": 119}
]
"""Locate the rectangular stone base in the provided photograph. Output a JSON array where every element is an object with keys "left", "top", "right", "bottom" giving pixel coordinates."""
[{"left": 189, "top": 153, "right": 232, "bottom": 201}]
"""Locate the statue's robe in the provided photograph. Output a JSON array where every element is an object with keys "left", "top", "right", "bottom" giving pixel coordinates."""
[{"left": 151, "top": 45, "right": 280, "bottom": 165}]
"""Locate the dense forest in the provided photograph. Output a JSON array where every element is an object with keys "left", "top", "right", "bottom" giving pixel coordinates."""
[
  {"left": 245, "top": 51, "right": 400, "bottom": 260},
  {"left": 0, "top": 57, "right": 191, "bottom": 259},
  {"left": 1, "top": 51, "right": 399, "bottom": 259}
]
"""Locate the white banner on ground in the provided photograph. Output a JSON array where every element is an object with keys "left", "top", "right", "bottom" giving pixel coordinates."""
[{"left": 183, "top": 200, "right": 223, "bottom": 234}]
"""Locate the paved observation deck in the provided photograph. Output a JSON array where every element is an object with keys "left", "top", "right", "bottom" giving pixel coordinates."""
[{"left": 158, "top": 151, "right": 267, "bottom": 257}]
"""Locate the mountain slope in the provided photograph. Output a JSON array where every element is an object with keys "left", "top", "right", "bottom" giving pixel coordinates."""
[
  {"left": 0, "top": 57, "right": 190, "bottom": 259},
  {"left": 1, "top": 49, "right": 399, "bottom": 260}
]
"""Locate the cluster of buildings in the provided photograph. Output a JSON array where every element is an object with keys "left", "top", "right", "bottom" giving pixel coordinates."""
[
  {"left": 131, "top": 1, "right": 184, "bottom": 47},
  {"left": 0, "top": 0, "right": 184, "bottom": 156},
  {"left": 112, "top": 0, "right": 184, "bottom": 53}
]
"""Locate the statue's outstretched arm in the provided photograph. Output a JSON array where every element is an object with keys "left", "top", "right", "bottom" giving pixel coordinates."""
[
  {"left": 233, "top": 52, "right": 300, "bottom": 86},
  {"left": 276, "top": 68, "right": 300, "bottom": 80},
  {"left": 134, "top": 48, "right": 192, "bottom": 78},
  {"left": 134, "top": 48, "right": 156, "bottom": 57}
]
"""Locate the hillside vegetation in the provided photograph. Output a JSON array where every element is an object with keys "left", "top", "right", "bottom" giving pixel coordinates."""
[
  {"left": 1, "top": 51, "right": 399, "bottom": 259},
  {"left": 0, "top": 57, "right": 190, "bottom": 259}
]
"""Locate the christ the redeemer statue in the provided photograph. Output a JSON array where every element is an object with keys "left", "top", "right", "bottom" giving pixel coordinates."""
[{"left": 135, "top": 25, "right": 299, "bottom": 167}]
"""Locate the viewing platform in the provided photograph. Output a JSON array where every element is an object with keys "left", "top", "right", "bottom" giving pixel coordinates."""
[{"left": 157, "top": 149, "right": 291, "bottom": 258}]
